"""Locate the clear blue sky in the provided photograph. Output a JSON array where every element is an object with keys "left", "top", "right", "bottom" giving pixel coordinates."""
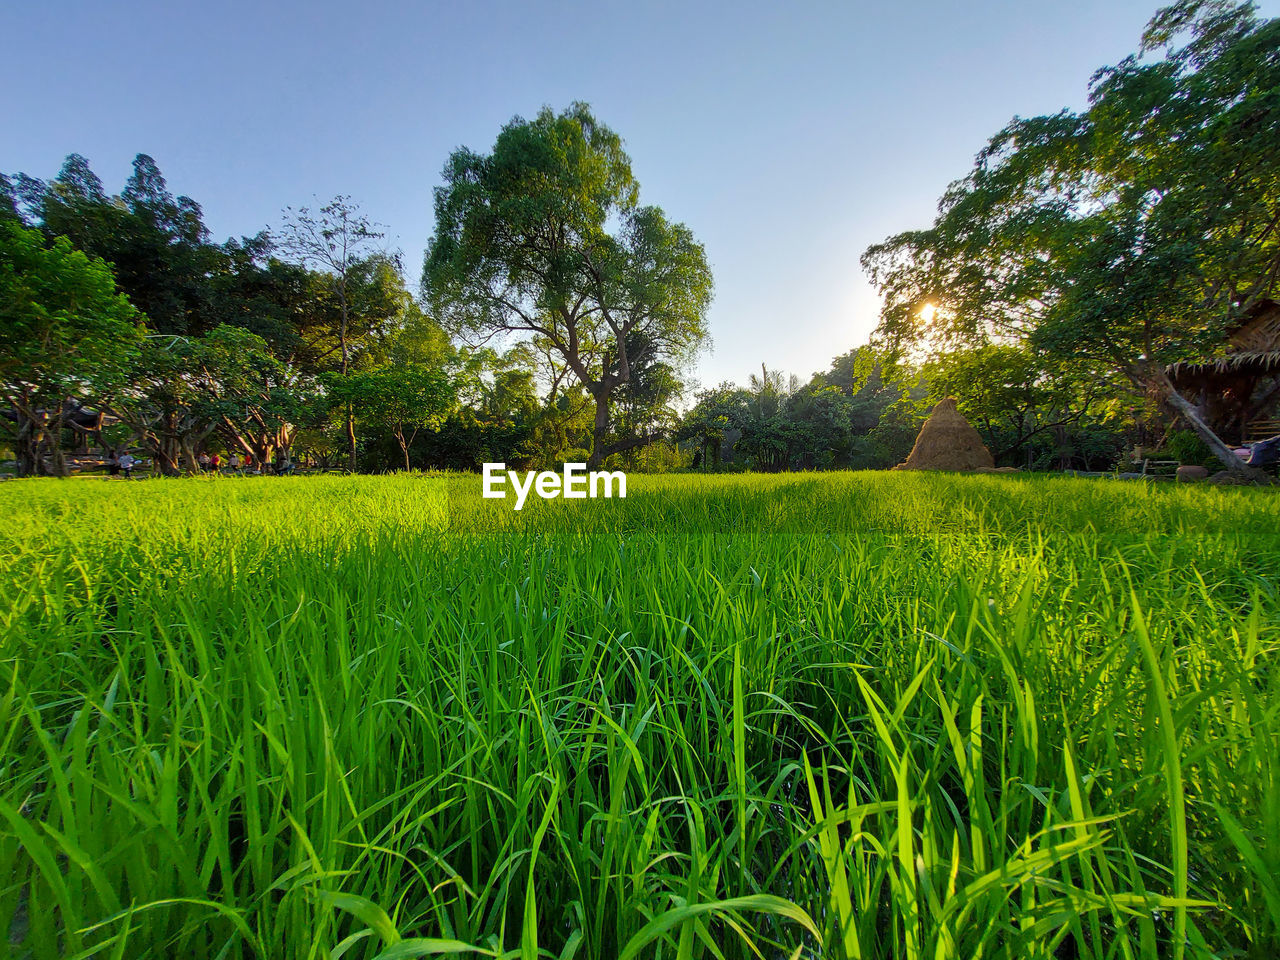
[{"left": 8, "top": 0, "right": 1271, "bottom": 390}]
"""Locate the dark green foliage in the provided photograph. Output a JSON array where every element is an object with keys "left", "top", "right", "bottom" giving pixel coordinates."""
[
  {"left": 1163, "top": 427, "right": 1217, "bottom": 466},
  {"left": 423, "top": 103, "right": 713, "bottom": 467},
  {"left": 863, "top": 1, "right": 1280, "bottom": 473},
  {"left": 323, "top": 366, "right": 454, "bottom": 470},
  {"left": 921, "top": 344, "right": 1130, "bottom": 468},
  {"left": 0, "top": 220, "right": 142, "bottom": 475},
  {"left": 677, "top": 349, "right": 920, "bottom": 471}
]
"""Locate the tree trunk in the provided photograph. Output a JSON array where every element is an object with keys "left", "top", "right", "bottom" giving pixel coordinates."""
[
  {"left": 588, "top": 390, "right": 610, "bottom": 470},
  {"left": 44, "top": 404, "right": 69, "bottom": 477},
  {"left": 181, "top": 438, "right": 201, "bottom": 474},
  {"left": 17, "top": 415, "right": 44, "bottom": 477},
  {"left": 27, "top": 423, "right": 46, "bottom": 476},
  {"left": 164, "top": 436, "right": 181, "bottom": 475},
  {"left": 339, "top": 288, "right": 357, "bottom": 472},
  {"left": 16, "top": 424, "right": 37, "bottom": 477},
  {"left": 152, "top": 446, "right": 180, "bottom": 476},
  {"left": 1154, "top": 371, "right": 1265, "bottom": 479},
  {"left": 255, "top": 441, "right": 274, "bottom": 469},
  {"left": 345, "top": 406, "right": 357, "bottom": 471}
]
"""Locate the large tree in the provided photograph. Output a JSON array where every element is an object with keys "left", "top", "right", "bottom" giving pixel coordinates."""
[
  {"left": 324, "top": 365, "right": 454, "bottom": 471},
  {"left": 24, "top": 154, "right": 222, "bottom": 336},
  {"left": 277, "top": 196, "right": 388, "bottom": 469},
  {"left": 0, "top": 221, "right": 142, "bottom": 476},
  {"left": 105, "top": 335, "right": 220, "bottom": 475},
  {"left": 423, "top": 103, "right": 714, "bottom": 468},
  {"left": 863, "top": 0, "right": 1280, "bottom": 476},
  {"left": 193, "top": 325, "right": 321, "bottom": 466}
]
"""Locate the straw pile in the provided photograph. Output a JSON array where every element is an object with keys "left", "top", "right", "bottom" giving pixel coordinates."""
[{"left": 896, "top": 397, "right": 995, "bottom": 471}]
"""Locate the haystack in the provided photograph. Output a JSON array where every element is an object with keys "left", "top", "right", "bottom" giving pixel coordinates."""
[{"left": 896, "top": 397, "right": 994, "bottom": 471}]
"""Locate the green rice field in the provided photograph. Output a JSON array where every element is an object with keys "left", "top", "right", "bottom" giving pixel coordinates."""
[{"left": 1, "top": 473, "right": 1277, "bottom": 959}]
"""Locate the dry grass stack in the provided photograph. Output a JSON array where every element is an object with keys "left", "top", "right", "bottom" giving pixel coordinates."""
[{"left": 897, "top": 397, "right": 995, "bottom": 471}]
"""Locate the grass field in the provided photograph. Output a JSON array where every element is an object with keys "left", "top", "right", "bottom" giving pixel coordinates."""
[{"left": 1, "top": 472, "right": 1277, "bottom": 959}]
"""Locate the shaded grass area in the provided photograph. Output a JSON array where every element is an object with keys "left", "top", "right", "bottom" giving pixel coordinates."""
[{"left": 1, "top": 473, "right": 1277, "bottom": 958}]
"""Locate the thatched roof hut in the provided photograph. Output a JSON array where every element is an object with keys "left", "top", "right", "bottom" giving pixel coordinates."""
[
  {"left": 1167, "top": 351, "right": 1280, "bottom": 380},
  {"left": 1166, "top": 300, "right": 1280, "bottom": 442}
]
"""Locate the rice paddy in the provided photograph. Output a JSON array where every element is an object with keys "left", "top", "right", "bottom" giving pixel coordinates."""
[{"left": 1, "top": 472, "right": 1277, "bottom": 959}]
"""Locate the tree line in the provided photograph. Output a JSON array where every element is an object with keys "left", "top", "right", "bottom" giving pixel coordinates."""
[
  {"left": 0, "top": 105, "right": 719, "bottom": 478},
  {"left": 1, "top": 156, "right": 456, "bottom": 477},
  {"left": 0, "top": 106, "right": 921, "bottom": 479},
  {"left": 4, "top": 0, "right": 1276, "bottom": 478}
]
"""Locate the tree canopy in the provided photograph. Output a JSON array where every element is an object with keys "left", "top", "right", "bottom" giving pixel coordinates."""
[
  {"left": 862, "top": 0, "right": 1280, "bottom": 473},
  {"left": 0, "top": 220, "right": 141, "bottom": 475},
  {"left": 424, "top": 103, "right": 714, "bottom": 468},
  {"left": 7, "top": 55, "right": 1278, "bottom": 482}
]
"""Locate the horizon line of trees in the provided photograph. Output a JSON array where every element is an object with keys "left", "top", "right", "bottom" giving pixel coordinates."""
[
  {"left": 0, "top": 146, "right": 1228, "bottom": 480},
  {"left": 4, "top": 0, "right": 1276, "bottom": 479},
  {"left": 0, "top": 115, "right": 929, "bottom": 480},
  {"left": 0, "top": 107, "right": 720, "bottom": 479}
]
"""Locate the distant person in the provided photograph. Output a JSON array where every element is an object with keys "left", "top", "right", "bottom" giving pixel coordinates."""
[
  {"left": 210, "top": 453, "right": 222, "bottom": 473},
  {"left": 198, "top": 453, "right": 211, "bottom": 472},
  {"left": 118, "top": 451, "right": 136, "bottom": 479},
  {"left": 228, "top": 453, "right": 241, "bottom": 474}
]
